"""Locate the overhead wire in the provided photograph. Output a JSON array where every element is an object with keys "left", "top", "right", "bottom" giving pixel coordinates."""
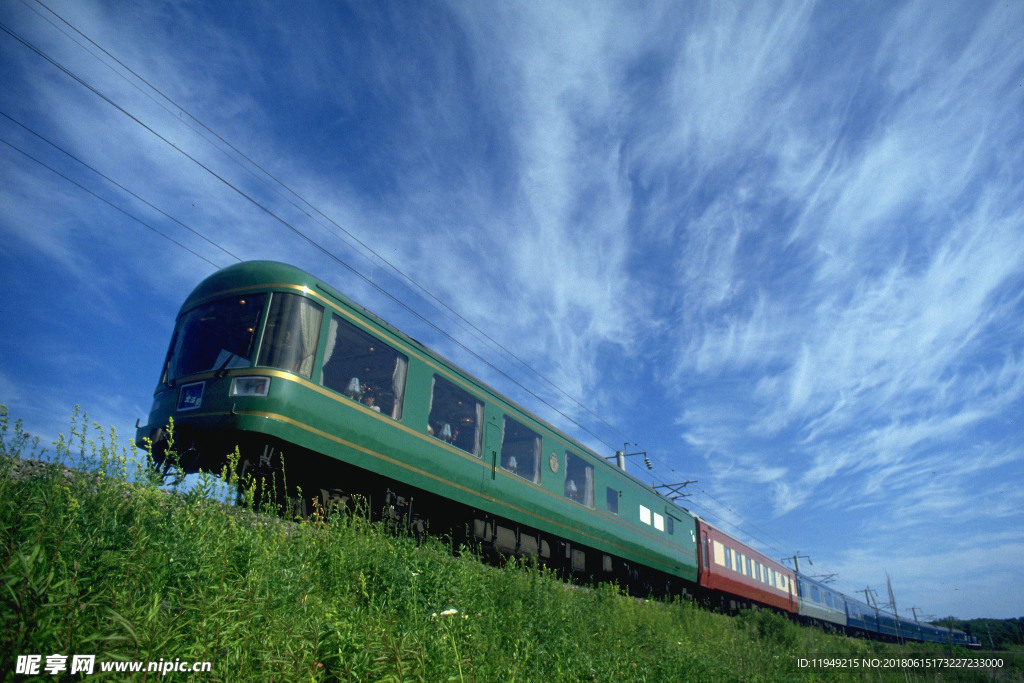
[
  {"left": 0, "top": 136, "right": 221, "bottom": 269},
  {"left": 0, "top": 17, "right": 630, "bottom": 456},
  {"left": 4, "top": 8, "right": 811, "bottom": 561},
  {"left": 0, "top": 109, "right": 243, "bottom": 265},
  {"left": 27, "top": 0, "right": 636, "bottom": 451}
]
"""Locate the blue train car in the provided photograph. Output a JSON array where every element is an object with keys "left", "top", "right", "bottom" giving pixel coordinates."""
[
  {"left": 899, "top": 616, "right": 924, "bottom": 642},
  {"left": 847, "top": 598, "right": 979, "bottom": 646},
  {"left": 923, "top": 622, "right": 979, "bottom": 647},
  {"left": 845, "top": 596, "right": 886, "bottom": 639},
  {"left": 915, "top": 621, "right": 949, "bottom": 644}
]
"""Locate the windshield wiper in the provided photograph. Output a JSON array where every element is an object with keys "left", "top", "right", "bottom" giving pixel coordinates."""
[{"left": 213, "top": 351, "right": 236, "bottom": 378}]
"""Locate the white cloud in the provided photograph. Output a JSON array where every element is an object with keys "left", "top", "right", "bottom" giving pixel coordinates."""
[{"left": 3, "top": 0, "right": 1023, "bottom": 618}]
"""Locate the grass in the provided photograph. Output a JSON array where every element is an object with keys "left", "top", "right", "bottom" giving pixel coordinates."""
[{"left": 1, "top": 405, "right": 1017, "bottom": 681}]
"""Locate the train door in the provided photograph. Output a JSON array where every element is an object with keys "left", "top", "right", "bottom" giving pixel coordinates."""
[
  {"left": 697, "top": 524, "right": 714, "bottom": 588},
  {"left": 483, "top": 419, "right": 501, "bottom": 489},
  {"left": 701, "top": 530, "right": 710, "bottom": 585}
]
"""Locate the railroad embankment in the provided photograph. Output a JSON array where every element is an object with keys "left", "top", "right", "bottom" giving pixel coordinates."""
[{"left": 1, "top": 406, "right": 1010, "bottom": 681}]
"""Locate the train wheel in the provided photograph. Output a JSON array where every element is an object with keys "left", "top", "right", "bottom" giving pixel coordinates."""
[
  {"left": 319, "top": 488, "right": 350, "bottom": 517},
  {"left": 288, "top": 492, "right": 309, "bottom": 519},
  {"left": 410, "top": 514, "right": 426, "bottom": 545}
]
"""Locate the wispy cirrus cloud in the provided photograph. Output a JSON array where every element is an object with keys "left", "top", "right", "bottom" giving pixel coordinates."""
[{"left": 2, "top": 0, "right": 1022, "bottom": 618}]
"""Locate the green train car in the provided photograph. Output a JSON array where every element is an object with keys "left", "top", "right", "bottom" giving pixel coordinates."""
[{"left": 137, "top": 261, "right": 697, "bottom": 592}]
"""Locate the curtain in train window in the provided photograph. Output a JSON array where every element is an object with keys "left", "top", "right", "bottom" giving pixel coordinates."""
[
  {"left": 321, "top": 313, "right": 408, "bottom": 420},
  {"left": 257, "top": 293, "right": 323, "bottom": 378},
  {"left": 428, "top": 374, "right": 483, "bottom": 456},
  {"left": 564, "top": 451, "right": 594, "bottom": 507},
  {"left": 500, "top": 416, "right": 540, "bottom": 483}
]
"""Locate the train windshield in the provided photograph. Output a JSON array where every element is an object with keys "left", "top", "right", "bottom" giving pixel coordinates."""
[{"left": 163, "top": 294, "right": 267, "bottom": 383}]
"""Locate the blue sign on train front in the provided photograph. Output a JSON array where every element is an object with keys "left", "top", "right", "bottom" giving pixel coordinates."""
[{"left": 178, "top": 381, "right": 205, "bottom": 411}]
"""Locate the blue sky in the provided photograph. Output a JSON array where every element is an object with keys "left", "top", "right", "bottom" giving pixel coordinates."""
[{"left": 2, "top": 1, "right": 1022, "bottom": 621}]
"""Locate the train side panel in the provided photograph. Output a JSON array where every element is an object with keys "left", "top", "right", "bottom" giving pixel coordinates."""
[
  {"left": 137, "top": 261, "right": 966, "bottom": 639},
  {"left": 696, "top": 518, "right": 797, "bottom": 613},
  {"left": 136, "top": 261, "right": 699, "bottom": 585},
  {"left": 794, "top": 572, "right": 847, "bottom": 629}
]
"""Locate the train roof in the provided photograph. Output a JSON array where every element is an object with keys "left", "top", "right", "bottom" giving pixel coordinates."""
[{"left": 794, "top": 571, "right": 844, "bottom": 592}]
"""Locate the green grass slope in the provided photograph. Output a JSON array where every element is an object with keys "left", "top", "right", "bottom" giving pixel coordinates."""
[{"left": 1, "top": 407, "right": 1015, "bottom": 682}]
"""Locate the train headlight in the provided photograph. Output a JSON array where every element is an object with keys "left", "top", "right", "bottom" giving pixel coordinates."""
[{"left": 230, "top": 376, "right": 271, "bottom": 397}]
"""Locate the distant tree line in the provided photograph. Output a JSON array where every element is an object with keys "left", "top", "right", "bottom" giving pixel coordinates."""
[{"left": 932, "top": 617, "right": 1024, "bottom": 650}]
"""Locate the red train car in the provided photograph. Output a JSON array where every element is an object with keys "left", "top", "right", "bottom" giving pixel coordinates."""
[{"left": 696, "top": 518, "right": 797, "bottom": 614}]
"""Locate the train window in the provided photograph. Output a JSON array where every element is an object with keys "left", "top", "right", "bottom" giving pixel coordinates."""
[
  {"left": 811, "top": 586, "right": 821, "bottom": 603},
  {"left": 770, "top": 570, "right": 776, "bottom": 588},
  {"left": 606, "top": 487, "right": 618, "bottom": 514},
  {"left": 320, "top": 313, "right": 408, "bottom": 419},
  {"left": 258, "top": 293, "right": 323, "bottom": 378},
  {"left": 500, "top": 417, "right": 541, "bottom": 483},
  {"left": 666, "top": 516, "right": 675, "bottom": 535},
  {"left": 166, "top": 294, "right": 267, "bottom": 382},
  {"left": 564, "top": 452, "right": 594, "bottom": 507},
  {"left": 723, "top": 546, "right": 732, "bottom": 569},
  {"left": 639, "top": 505, "right": 652, "bottom": 525},
  {"left": 652, "top": 512, "right": 665, "bottom": 531},
  {"left": 428, "top": 375, "right": 483, "bottom": 456}
]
